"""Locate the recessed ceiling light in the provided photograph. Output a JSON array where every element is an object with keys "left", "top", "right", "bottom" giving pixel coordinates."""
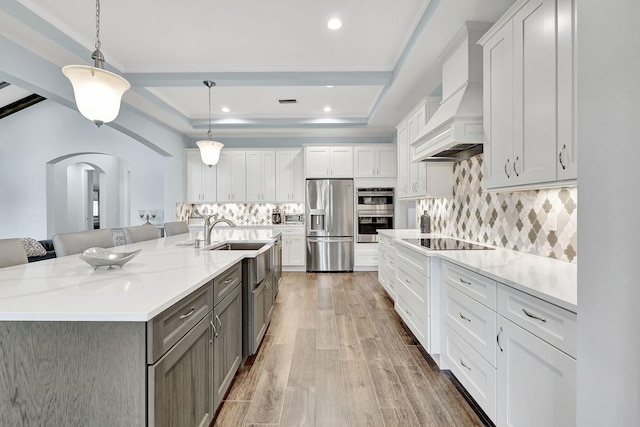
[
  {"left": 326, "top": 85, "right": 334, "bottom": 88},
  {"left": 324, "top": 106, "right": 332, "bottom": 112},
  {"left": 221, "top": 107, "right": 230, "bottom": 113},
  {"left": 327, "top": 18, "right": 342, "bottom": 30}
]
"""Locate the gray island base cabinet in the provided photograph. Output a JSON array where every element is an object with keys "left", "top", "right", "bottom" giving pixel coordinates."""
[{"left": 0, "top": 261, "right": 244, "bottom": 427}]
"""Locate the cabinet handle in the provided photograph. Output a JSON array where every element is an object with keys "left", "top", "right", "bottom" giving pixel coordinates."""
[
  {"left": 459, "top": 313, "right": 471, "bottom": 322},
  {"left": 224, "top": 277, "right": 234, "bottom": 284},
  {"left": 459, "top": 278, "right": 472, "bottom": 285},
  {"left": 513, "top": 156, "right": 520, "bottom": 177},
  {"left": 210, "top": 320, "right": 217, "bottom": 342},
  {"left": 497, "top": 326, "right": 504, "bottom": 352},
  {"left": 559, "top": 145, "right": 567, "bottom": 170},
  {"left": 405, "top": 278, "right": 411, "bottom": 284},
  {"left": 372, "top": 167, "right": 375, "bottom": 175},
  {"left": 504, "top": 159, "right": 511, "bottom": 178},
  {"left": 459, "top": 358, "right": 472, "bottom": 371},
  {"left": 215, "top": 315, "right": 222, "bottom": 337},
  {"left": 180, "top": 308, "right": 195, "bottom": 320},
  {"left": 522, "top": 308, "right": 547, "bottom": 323}
]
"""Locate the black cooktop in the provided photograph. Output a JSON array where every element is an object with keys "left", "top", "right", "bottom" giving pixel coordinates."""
[{"left": 402, "top": 238, "right": 493, "bottom": 251}]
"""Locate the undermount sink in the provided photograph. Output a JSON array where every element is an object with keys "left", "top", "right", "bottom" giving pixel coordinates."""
[{"left": 209, "top": 242, "right": 268, "bottom": 251}]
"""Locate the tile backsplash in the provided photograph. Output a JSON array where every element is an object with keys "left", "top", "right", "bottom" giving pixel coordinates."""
[
  {"left": 417, "top": 154, "right": 577, "bottom": 263},
  {"left": 176, "top": 202, "right": 304, "bottom": 225}
]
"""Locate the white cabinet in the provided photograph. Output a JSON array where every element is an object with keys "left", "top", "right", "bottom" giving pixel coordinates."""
[
  {"left": 216, "top": 150, "right": 246, "bottom": 202},
  {"left": 480, "top": 0, "right": 576, "bottom": 191},
  {"left": 353, "top": 145, "right": 397, "bottom": 178},
  {"left": 396, "top": 98, "right": 453, "bottom": 199},
  {"left": 185, "top": 149, "right": 217, "bottom": 202},
  {"left": 305, "top": 146, "right": 353, "bottom": 178},
  {"left": 281, "top": 226, "right": 305, "bottom": 268},
  {"left": 246, "top": 150, "right": 276, "bottom": 202},
  {"left": 275, "top": 149, "right": 304, "bottom": 202},
  {"left": 377, "top": 234, "right": 397, "bottom": 300}
]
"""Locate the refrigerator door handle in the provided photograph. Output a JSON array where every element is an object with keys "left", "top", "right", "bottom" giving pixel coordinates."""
[{"left": 328, "top": 184, "right": 334, "bottom": 233}]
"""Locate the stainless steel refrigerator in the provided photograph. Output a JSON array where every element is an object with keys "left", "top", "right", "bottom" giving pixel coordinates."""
[{"left": 306, "top": 178, "right": 354, "bottom": 272}]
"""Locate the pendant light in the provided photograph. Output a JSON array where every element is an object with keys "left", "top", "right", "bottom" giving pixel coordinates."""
[
  {"left": 196, "top": 81, "right": 224, "bottom": 167},
  {"left": 62, "top": 0, "right": 130, "bottom": 127}
]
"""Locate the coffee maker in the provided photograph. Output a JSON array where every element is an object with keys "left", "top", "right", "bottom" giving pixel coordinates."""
[{"left": 271, "top": 207, "right": 282, "bottom": 224}]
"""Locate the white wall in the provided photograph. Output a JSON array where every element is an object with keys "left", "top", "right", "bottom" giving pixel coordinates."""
[
  {"left": 577, "top": 1, "right": 640, "bottom": 425},
  {"left": 0, "top": 100, "right": 182, "bottom": 239}
]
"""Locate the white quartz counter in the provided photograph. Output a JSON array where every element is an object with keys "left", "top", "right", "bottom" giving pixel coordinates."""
[
  {"left": 379, "top": 229, "right": 577, "bottom": 313},
  {"left": 0, "top": 229, "right": 280, "bottom": 322}
]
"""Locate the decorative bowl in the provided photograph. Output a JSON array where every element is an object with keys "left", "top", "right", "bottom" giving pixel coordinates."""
[{"left": 79, "top": 247, "right": 141, "bottom": 270}]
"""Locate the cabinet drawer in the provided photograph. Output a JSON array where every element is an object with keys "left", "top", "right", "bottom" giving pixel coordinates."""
[
  {"left": 444, "top": 284, "right": 497, "bottom": 367},
  {"left": 442, "top": 261, "right": 496, "bottom": 310},
  {"left": 443, "top": 325, "right": 497, "bottom": 423},
  {"left": 280, "top": 227, "right": 304, "bottom": 236},
  {"left": 385, "top": 250, "right": 396, "bottom": 273},
  {"left": 396, "top": 257, "right": 428, "bottom": 307},
  {"left": 395, "top": 283, "right": 429, "bottom": 347},
  {"left": 147, "top": 283, "right": 214, "bottom": 364},
  {"left": 498, "top": 284, "right": 577, "bottom": 358},
  {"left": 214, "top": 263, "right": 242, "bottom": 306},
  {"left": 396, "top": 244, "right": 429, "bottom": 277}
]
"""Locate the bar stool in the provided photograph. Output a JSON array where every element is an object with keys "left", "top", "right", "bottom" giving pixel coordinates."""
[
  {"left": 0, "top": 238, "right": 28, "bottom": 268},
  {"left": 123, "top": 224, "right": 159, "bottom": 244},
  {"left": 52, "top": 229, "right": 115, "bottom": 257},
  {"left": 163, "top": 221, "right": 189, "bottom": 237}
]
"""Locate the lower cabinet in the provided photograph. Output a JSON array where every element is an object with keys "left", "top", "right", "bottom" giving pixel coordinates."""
[
  {"left": 252, "top": 278, "right": 268, "bottom": 352},
  {"left": 281, "top": 227, "right": 305, "bottom": 268},
  {"left": 148, "top": 313, "right": 214, "bottom": 427},
  {"left": 213, "top": 284, "right": 243, "bottom": 410}
]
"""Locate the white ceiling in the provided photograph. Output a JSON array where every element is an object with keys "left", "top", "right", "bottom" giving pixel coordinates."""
[{"left": 4, "top": 0, "right": 516, "bottom": 142}]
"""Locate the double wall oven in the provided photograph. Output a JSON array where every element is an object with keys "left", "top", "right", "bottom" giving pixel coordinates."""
[{"left": 356, "top": 187, "right": 394, "bottom": 243}]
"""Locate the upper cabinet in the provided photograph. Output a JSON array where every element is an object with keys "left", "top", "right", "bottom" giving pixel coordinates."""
[
  {"left": 479, "top": 0, "right": 576, "bottom": 191},
  {"left": 397, "top": 98, "right": 453, "bottom": 199},
  {"left": 216, "top": 150, "right": 246, "bottom": 202},
  {"left": 305, "top": 146, "right": 353, "bottom": 178},
  {"left": 353, "top": 145, "right": 397, "bottom": 178},
  {"left": 185, "top": 149, "right": 217, "bottom": 202},
  {"left": 246, "top": 150, "right": 276, "bottom": 202},
  {"left": 275, "top": 149, "right": 304, "bottom": 202}
]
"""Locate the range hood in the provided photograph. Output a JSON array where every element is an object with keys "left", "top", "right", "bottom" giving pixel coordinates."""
[{"left": 411, "top": 22, "right": 492, "bottom": 161}]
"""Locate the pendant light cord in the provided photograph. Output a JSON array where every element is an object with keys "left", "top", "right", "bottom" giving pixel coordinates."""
[
  {"left": 95, "top": 0, "right": 101, "bottom": 51},
  {"left": 208, "top": 83, "right": 212, "bottom": 140}
]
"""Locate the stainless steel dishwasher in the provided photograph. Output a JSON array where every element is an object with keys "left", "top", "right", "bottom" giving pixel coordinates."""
[
  {"left": 241, "top": 245, "right": 273, "bottom": 356},
  {"left": 271, "top": 234, "right": 282, "bottom": 290}
]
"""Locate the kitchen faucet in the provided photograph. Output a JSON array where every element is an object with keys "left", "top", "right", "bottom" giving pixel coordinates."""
[{"left": 203, "top": 215, "right": 236, "bottom": 245}]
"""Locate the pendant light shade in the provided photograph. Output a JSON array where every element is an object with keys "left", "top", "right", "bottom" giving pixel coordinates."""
[
  {"left": 196, "top": 140, "right": 224, "bottom": 166},
  {"left": 62, "top": 65, "right": 130, "bottom": 126},
  {"left": 62, "top": 0, "right": 129, "bottom": 127},
  {"left": 197, "top": 80, "right": 224, "bottom": 167}
]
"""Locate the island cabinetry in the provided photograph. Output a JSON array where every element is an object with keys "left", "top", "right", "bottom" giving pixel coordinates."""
[
  {"left": 217, "top": 150, "right": 246, "bottom": 202},
  {"left": 212, "top": 269, "right": 243, "bottom": 410},
  {"left": 186, "top": 149, "right": 217, "bottom": 202},
  {"left": 251, "top": 271, "right": 274, "bottom": 352},
  {"left": 246, "top": 150, "right": 276, "bottom": 201},
  {"left": 275, "top": 149, "right": 304, "bottom": 202},
  {"left": 377, "top": 234, "right": 397, "bottom": 300},
  {"left": 304, "top": 146, "right": 353, "bottom": 178}
]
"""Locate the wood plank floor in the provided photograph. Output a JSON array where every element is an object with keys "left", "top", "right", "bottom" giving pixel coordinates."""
[{"left": 214, "top": 272, "right": 487, "bottom": 427}]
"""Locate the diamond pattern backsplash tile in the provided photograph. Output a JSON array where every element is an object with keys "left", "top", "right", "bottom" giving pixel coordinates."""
[
  {"left": 417, "top": 154, "right": 577, "bottom": 263},
  {"left": 176, "top": 202, "right": 304, "bottom": 225}
]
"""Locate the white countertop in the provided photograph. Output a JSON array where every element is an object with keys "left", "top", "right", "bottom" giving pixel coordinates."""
[
  {"left": 379, "top": 229, "right": 577, "bottom": 313},
  {"left": 0, "top": 229, "right": 280, "bottom": 322}
]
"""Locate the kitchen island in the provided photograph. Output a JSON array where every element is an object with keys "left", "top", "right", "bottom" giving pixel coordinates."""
[{"left": 0, "top": 229, "right": 279, "bottom": 427}]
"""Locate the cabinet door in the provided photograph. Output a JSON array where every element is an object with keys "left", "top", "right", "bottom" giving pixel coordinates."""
[
  {"left": 230, "top": 151, "right": 246, "bottom": 201},
  {"left": 556, "top": 0, "right": 576, "bottom": 181},
  {"left": 305, "top": 147, "right": 331, "bottom": 177},
  {"left": 329, "top": 147, "right": 353, "bottom": 177},
  {"left": 213, "top": 285, "right": 242, "bottom": 410},
  {"left": 245, "top": 151, "right": 262, "bottom": 201},
  {"left": 202, "top": 164, "right": 217, "bottom": 202},
  {"left": 186, "top": 150, "right": 204, "bottom": 202},
  {"left": 396, "top": 122, "right": 410, "bottom": 197},
  {"left": 216, "top": 152, "right": 233, "bottom": 202},
  {"left": 262, "top": 151, "right": 276, "bottom": 201},
  {"left": 264, "top": 275, "right": 274, "bottom": 321},
  {"left": 353, "top": 147, "right": 376, "bottom": 177},
  {"left": 376, "top": 146, "right": 397, "bottom": 177},
  {"left": 513, "top": 0, "right": 558, "bottom": 186},
  {"left": 483, "top": 21, "right": 514, "bottom": 189},
  {"left": 281, "top": 236, "right": 292, "bottom": 265},
  {"left": 497, "top": 317, "right": 576, "bottom": 427},
  {"left": 252, "top": 280, "right": 267, "bottom": 352},
  {"left": 287, "top": 235, "right": 306, "bottom": 266},
  {"left": 149, "top": 313, "right": 214, "bottom": 427},
  {"left": 291, "top": 150, "right": 305, "bottom": 201}
]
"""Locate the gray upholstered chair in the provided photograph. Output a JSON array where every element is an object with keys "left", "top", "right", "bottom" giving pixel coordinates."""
[
  {"left": 123, "top": 224, "right": 159, "bottom": 244},
  {"left": 0, "top": 238, "right": 29, "bottom": 268},
  {"left": 52, "top": 229, "right": 115, "bottom": 257},
  {"left": 163, "top": 221, "right": 189, "bottom": 237}
]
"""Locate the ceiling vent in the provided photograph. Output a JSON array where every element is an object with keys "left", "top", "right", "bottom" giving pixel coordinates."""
[{"left": 278, "top": 99, "right": 297, "bottom": 104}]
